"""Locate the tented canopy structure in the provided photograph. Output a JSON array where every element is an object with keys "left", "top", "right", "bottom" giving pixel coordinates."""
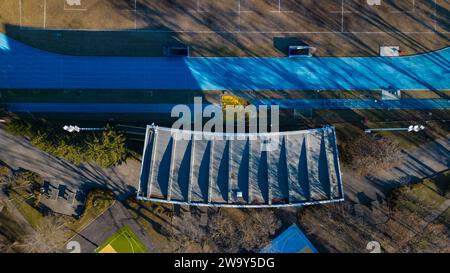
[{"left": 137, "top": 125, "right": 343, "bottom": 207}]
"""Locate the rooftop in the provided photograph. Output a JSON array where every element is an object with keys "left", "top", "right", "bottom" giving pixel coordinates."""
[{"left": 137, "top": 125, "right": 344, "bottom": 207}]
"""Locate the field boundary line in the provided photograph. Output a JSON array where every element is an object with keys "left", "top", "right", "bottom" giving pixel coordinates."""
[{"left": 15, "top": 26, "right": 445, "bottom": 35}]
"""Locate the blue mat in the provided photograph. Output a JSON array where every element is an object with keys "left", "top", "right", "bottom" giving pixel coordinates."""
[
  {"left": 0, "top": 33, "right": 449, "bottom": 90},
  {"left": 261, "top": 224, "right": 318, "bottom": 253}
]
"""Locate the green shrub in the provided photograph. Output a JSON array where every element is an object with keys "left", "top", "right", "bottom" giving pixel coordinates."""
[
  {"left": 5, "top": 118, "right": 127, "bottom": 168},
  {"left": 86, "top": 130, "right": 128, "bottom": 168},
  {"left": 83, "top": 189, "right": 115, "bottom": 214},
  {"left": 5, "top": 119, "right": 33, "bottom": 137}
]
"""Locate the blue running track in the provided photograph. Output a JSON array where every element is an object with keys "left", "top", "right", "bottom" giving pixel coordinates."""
[
  {"left": 0, "top": 33, "right": 449, "bottom": 91},
  {"left": 254, "top": 99, "right": 450, "bottom": 109},
  {"left": 3, "top": 99, "right": 449, "bottom": 113}
]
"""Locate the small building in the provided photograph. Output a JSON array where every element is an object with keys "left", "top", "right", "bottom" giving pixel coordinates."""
[{"left": 260, "top": 224, "right": 318, "bottom": 253}]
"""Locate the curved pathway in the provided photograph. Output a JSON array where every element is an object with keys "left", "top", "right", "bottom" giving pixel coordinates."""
[{"left": 0, "top": 33, "right": 449, "bottom": 91}]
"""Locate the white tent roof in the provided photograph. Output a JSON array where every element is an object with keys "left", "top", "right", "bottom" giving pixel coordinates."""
[{"left": 137, "top": 125, "right": 344, "bottom": 207}]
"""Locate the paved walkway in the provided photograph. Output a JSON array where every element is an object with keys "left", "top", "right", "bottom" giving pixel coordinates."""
[{"left": 0, "top": 33, "right": 449, "bottom": 90}]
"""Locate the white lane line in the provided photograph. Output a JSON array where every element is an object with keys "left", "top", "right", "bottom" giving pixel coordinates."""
[
  {"left": 341, "top": 0, "right": 344, "bottom": 33},
  {"left": 19, "top": 0, "right": 22, "bottom": 28},
  {"left": 18, "top": 26, "right": 444, "bottom": 35},
  {"left": 434, "top": 0, "right": 437, "bottom": 31},
  {"left": 43, "top": 0, "right": 47, "bottom": 29},
  {"left": 270, "top": 0, "right": 293, "bottom": 13},
  {"left": 238, "top": 0, "right": 241, "bottom": 32}
]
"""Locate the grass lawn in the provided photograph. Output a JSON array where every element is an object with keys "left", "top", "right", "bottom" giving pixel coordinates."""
[
  {"left": 398, "top": 171, "right": 450, "bottom": 208},
  {"left": 96, "top": 225, "right": 148, "bottom": 253},
  {"left": 2, "top": 169, "right": 44, "bottom": 230},
  {"left": 9, "top": 191, "right": 44, "bottom": 229},
  {"left": 422, "top": 171, "right": 450, "bottom": 197},
  {"left": 0, "top": 201, "right": 26, "bottom": 241},
  {"left": 373, "top": 121, "right": 449, "bottom": 149}
]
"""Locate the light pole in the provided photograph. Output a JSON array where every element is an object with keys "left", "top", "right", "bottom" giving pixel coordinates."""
[
  {"left": 365, "top": 124, "right": 425, "bottom": 134},
  {"left": 63, "top": 125, "right": 105, "bottom": 133}
]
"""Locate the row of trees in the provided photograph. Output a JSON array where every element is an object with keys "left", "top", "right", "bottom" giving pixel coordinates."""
[
  {"left": 168, "top": 208, "right": 281, "bottom": 253},
  {"left": 6, "top": 118, "right": 127, "bottom": 168}
]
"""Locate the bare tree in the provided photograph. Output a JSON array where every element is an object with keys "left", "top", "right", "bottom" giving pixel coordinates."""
[
  {"left": 19, "top": 217, "right": 67, "bottom": 253},
  {"left": 166, "top": 213, "right": 208, "bottom": 253},
  {"left": 164, "top": 208, "right": 282, "bottom": 253},
  {"left": 0, "top": 232, "right": 17, "bottom": 253},
  {"left": 209, "top": 212, "right": 241, "bottom": 252},
  {"left": 240, "top": 209, "right": 281, "bottom": 251},
  {"left": 209, "top": 209, "right": 281, "bottom": 252},
  {"left": 346, "top": 134, "right": 403, "bottom": 174}
]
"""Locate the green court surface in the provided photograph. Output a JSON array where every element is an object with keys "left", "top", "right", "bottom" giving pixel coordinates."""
[{"left": 96, "top": 225, "right": 148, "bottom": 253}]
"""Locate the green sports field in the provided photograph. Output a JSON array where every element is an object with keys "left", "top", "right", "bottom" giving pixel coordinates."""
[{"left": 96, "top": 225, "right": 148, "bottom": 253}]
